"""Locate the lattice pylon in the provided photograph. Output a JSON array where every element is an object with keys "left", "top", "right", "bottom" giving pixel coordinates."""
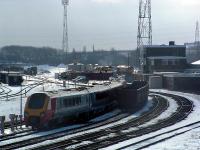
[
  {"left": 62, "top": 0, "right": 69, "bottom": 53},
  {"left": 137, "top": 0, "right": 152, "bottom": 70}
]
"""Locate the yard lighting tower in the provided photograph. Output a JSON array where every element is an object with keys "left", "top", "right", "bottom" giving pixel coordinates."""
[
  {"left": 195, "top": 21, "right": 199, "bottom": 45},
  {"left": 137, "top": 0, "right": 152, "bottom": 70},
  {"left": 62, "top": 0, "right": 69, "bottom": 53}
]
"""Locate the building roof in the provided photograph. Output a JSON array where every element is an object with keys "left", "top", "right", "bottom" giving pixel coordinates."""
[
  {"left": 41, "top": 80, "right": 124, "bottom": 98},
  {"left": 163, "top": 73, "right": 200, "bottom": 78},
  {"left": 147, "top": 56, "right": 186, "bottom": 60},
  {"left": 144, "top": 45, "right": 185, "bottom": 48}
]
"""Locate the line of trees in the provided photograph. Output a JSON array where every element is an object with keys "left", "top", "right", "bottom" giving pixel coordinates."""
[{"left": 0, "top": 45, "right": 137, "bottom": 66}]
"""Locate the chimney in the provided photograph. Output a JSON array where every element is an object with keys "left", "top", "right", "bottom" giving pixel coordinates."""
[{"left": 169, "top": 41, "right": 175, "bottom": 46}]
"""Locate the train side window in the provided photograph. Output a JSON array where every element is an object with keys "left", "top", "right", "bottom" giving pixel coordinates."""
[
  {"left": 78, "top": 97, "right": 80, "bottom": 105},
  {"left": 59, "top": 99, "right": 62, "bottom": 108},
  {"left": 63, "top": 99, "right": 68, "bottom": 107},
  {"left": 76, "top": 98, "right": 78, "bottom": 105},
  {"left": 71, "top": 98, "right": 74, "bottom": 106},
  {"left": 74, "top": 98, "right": 76, "bottom": 106},
  {"left": 68, "top": 99, "right": 71, "bottom": 106},
  {"left": 72, "top": 98, "right": 74, "bottom": 106},
  {"left": 69, "top": 98, "right": 73, "bottom": 106},
  {"left": 76, "top": 98, "right": 79, "bottom": 105},
  {"left": 79, "top": 97, "right": 81, "bottom": 105},
  {"left": 86, "top": 96, "right": 88, "bottom": 104}
]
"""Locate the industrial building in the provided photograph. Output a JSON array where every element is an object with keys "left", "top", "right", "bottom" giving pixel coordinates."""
[
  {"left": 185, "top": 42, "right": 200, "bottom": 63},
  {"left": 0, "top": 71, "right": 23, "bottom": 86},
  {"left": 141, "top": 41, "right": 187, "bottom": 73}
]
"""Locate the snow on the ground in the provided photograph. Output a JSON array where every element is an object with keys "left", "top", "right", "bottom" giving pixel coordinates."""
[
  {"left": 192, "top": 60, "right": 200, "bottom": 65},
  {"left": 3, "top": 125, "right": 31, "bottom": 135},
  {"left": 37, "top": 65, "right": 66, "bottom": 79},
  {"left": 0, "top": 97, "right": 26, "bottom": 121},
  {"left": 104, "top": 90, "right": 200, "bottom": 150},
  {"left": 65, "top": 141, "right": 93, "bottom": 149},
  {"left": 37, "top": 64, "right": 66, "bottom": 74}
]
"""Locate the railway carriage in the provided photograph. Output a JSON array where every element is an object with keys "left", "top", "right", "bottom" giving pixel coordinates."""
[{"left": 24, "top": 81, "right": 124, "bottom": 128}]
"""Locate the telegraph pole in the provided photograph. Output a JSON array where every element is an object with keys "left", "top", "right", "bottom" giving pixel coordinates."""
[{"left": 137, "top": 0, "right": 152, "bottom": 71}]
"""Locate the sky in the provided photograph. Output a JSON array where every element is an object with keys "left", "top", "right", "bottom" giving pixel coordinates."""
[{"left": 0, "top": 0, "right": 200, "bottom": 51}]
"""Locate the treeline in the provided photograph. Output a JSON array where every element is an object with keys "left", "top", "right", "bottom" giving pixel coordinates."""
[
  {"left": 0, "top": 46, "right": 63, "bottom": 65},
  {"left": 0, "top": 45, "right": 137, "bottom": 66}
]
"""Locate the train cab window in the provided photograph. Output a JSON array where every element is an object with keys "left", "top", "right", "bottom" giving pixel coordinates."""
[
  {"left": 28, "top": 93, "right": 46, "bottom": 109},
  {"left": 63, "top": 99, "right": 68, "bottom": 107}
]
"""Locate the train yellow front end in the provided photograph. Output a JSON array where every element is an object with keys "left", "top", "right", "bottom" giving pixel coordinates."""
[{"left": 24, "top": 93, "right": 54, "bottom": 128}]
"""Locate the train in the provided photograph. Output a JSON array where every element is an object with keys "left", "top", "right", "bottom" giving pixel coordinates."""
[{"left": 24, "top": 81, "right": 125, "bottom": 128}]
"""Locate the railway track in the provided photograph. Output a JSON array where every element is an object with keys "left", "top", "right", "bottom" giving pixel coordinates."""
[
  {"left": 0, "top": 109, "right": 124, "bottom": 142},
  {"left": 0, "top": 112, "right": 129, "bottom": 150},
  {"left": 32, "top": 95, "right": 168, "bottom": 150},
  {"left": 1, "top": 91, "right": 193, "bottom": 150},
  {"left": 31, "top": 92, "right": 192, "bottom": 150},
  {"left": 120, "top": 121, "right": 200, "bottom": 150},
  {"left": 0, "top": 95, "right": 168, "bottom": 150},
  {"left": 0, "top": 85, "right": 12, "bottom": 96},
  {"left": 0, "top": 81, "right": 44, "bottom": 100},
  {"left": 0, "top": 95, "right": 157, "bottom": 149}
]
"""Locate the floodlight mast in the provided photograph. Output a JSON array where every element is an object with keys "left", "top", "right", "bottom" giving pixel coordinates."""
[
  {"left": 137, "top": 0, "right": 152, "bottom": 71},
  {"left": 195, "top": 21, "right": 199, "bottom": 44},
  {"left": 62, "top": 0, "right": 69, "bottom": 53}
]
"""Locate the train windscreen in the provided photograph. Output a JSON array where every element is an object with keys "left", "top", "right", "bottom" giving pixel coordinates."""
[{"left": 28, "top": 93, "right": 46, "bottom": 109}]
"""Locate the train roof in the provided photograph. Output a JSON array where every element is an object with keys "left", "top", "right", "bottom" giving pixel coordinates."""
[{"left": 37, "top": 80, "right": 125, "bottom": 98}]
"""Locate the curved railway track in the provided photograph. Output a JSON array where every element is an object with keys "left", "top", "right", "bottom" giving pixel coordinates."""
[
  {"left": 30, "top": 92, "right": 193, "bottom": 150},
  {"left": 0, "top": 89, "right": 194, "bottom": 150},
  {"left": 0, "top": 95, "right": 168, "bottom": 150}
]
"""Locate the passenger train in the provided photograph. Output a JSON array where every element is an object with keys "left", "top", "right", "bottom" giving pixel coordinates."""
[{"left": 24, "top": 81, "right": 125, "bottom": 128}]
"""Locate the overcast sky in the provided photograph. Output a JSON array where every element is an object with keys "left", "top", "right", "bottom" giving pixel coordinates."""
[{"left": 0, "top": 0, "right": 200, "bottom": 51}]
